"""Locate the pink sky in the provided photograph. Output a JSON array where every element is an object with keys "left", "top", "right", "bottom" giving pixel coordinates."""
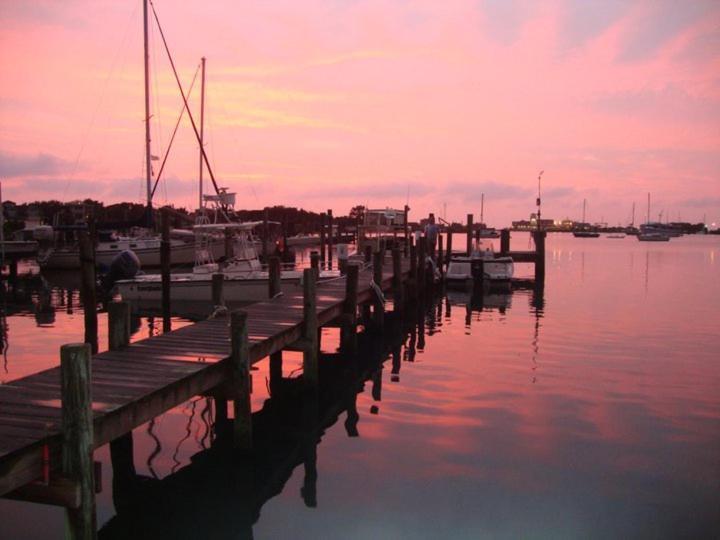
[{"left": 1, "top": 0, "right": 719, "bottom": 226}]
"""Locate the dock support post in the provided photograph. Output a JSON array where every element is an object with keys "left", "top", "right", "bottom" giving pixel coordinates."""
[
  {"left": 341, "top": 263, "right": 359, "bottom": 355},
  {"left": 160, "top": 209, "right": 171, "bottom": 332},
  {"left": 79, "top": 232, "right": 98, "bottom": 354},
  {"left": 230, "top": 310, "right": 252, "bottom": 450},
  {"left": 403, "top": 205, "right": 409, "bottom": 255},
  {"left": 466, "top": 213, "right": 474, "bottom": 255},
  {"left": 364, "top": 244, "right": 372, "bottom": 264},
  {"left": 268, "top": 257, "right": 283, "bottom": 393},
  {"left": 417, "top": 236, "right": 427, "bottom": 297},
  {"left": 107, "top": 302, "right": 135, "bottom": 512},
  {"left": 392, "top": 248, "right": 403, "bottom": 316},
  {"left": 302, "top": 268, "right": 319, "bottom": 386},
  {"left": 327, "top": 209, "right": 333, "bottom": 270},
  {"left": 500, "top": 229, "right": 510, "bottom": 255},
  {"left": 533, "top": 229, "right": 546, "bottom": 282},
  {"left": 437, "top": 235, "right": 444, "bottom": 279},
  {"left": 408, "top": 241, "right": 418, "bottom": 302},
  {"left": 372, "top": 250, "right": 384, "bottom": 328},
  {"left": 61, "top": 343, "right": 96, "bottom": 540},
  {"left": 262, "top": 207, "right": 269, "bottom": 262},
  {"left": 319, "top": 213, "right": 326, "bottom": 268},
  {"left": 310, "top": 251, "right": 320, "bottom": 274},
  {"left": 446, "top": 231, "right": 453, "bottom": 268},
  {"left": 107, "top": 301, "right": 130, "bottom": 352},
  {"left": 211, "top": 273, "right": 224, "bottom": 307}
]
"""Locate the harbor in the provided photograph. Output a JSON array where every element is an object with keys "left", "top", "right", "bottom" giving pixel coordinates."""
[{"left": 2, "top": 1, "right": 720, "bottom": 538}]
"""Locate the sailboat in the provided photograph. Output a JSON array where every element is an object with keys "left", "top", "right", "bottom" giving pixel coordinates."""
[
  {"left": 638, "top": 193, "right": 670, "bottom": 241},
  {"left": 573, "top": 199, "right": 599, "bottom": 238},
  {"left": 37, "top": 1, "right": 227, "bottom": 270},
  {"left": 477, "top": 193, "right": 500, "bottom": 238}
]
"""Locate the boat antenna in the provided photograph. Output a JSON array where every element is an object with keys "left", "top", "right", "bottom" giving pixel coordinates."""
[{"left": 536, "top": 170, "right": 544, "bottom": 230}]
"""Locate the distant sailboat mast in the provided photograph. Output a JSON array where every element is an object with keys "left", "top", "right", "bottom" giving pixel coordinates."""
[
  {"left": 631, "top": 202, "right": 635, "bottom": 228},
  {"left": 480, "top": 193, "right": 484, "bottom": 226},
  {"left": 143, "top": 0, "right": 153, "bottom": 223},
  {"left": 198, "top": 56, "right": 206, "bottom": 210},
  {"left": 646, "top": 193, "right": 651, "bottom": 225}
]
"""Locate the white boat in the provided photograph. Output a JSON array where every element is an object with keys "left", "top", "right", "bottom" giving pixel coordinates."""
[
  {"left": 637, "top": 232, "right": 670, "bottom": 242},
  {"left": 286, "top": 233, "right": 321, "bottom": 247},
  {"left": 37, "top": 230, "right": 225, "bottom": 269},
  {"left": 114, "top": 223, "right": 340, "bottom": 303},
  {"left": 446, "top": 243, "right": 513, "bottom": 283},
  {"left": 607, "top": 234, "right": 626, "bottom": 239}
]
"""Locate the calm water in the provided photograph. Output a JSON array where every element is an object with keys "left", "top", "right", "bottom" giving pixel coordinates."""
[{"left": 1, "top": 233, "right": 718, "bottom": 539}]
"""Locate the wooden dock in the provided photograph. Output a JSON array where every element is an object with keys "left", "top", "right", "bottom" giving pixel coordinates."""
[{"left": 0, "top": 225, "right": 545, "bottom": 538}]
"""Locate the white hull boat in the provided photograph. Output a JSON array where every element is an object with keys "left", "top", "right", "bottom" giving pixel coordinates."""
[
  {"left": 38, "top": 236, "right": 226, "bottom": 270},
  {"left": 446, "top": 244, "right": 514, "bottom": 284}
]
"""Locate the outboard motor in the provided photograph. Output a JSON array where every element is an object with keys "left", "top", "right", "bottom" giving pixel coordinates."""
[{"left": 100, "top": 250, "right": 141, "bottom": 293}]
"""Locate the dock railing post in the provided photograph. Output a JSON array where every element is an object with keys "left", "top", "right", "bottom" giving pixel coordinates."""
[
  {"left": 302, "top": 268, "right": 319, "bottom": 386},
  {"left": 372, "top": 250, "right": 384, "bottom": 328},
  {"left": 211, "top": 273, "right": 224, "bottom": 307},
  {"left": 230, "top": 310, "right": 252, "bottom": 450},
  {"left": 341, "top": 263, "right": 359, "bottom": 355},
  {"left": 466, "top": 213, "right": 474, "bottom": 255},
  {"left": 500, "top": 229, "right": 510, "bottom": 255},
  {"left": 268, "top": 257, "right": 283, "bottom": 392},
  {"left": 79, "top": 232, "right": 98, "bottom": 354},
  {"left": 61, "top": 343, "right": 96, "bottom": 540},
  {"left": 160, "top": 209, "right": 171, "bottom": 332}
]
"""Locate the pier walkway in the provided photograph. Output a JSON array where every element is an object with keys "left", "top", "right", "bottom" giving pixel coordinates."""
[{"left": 0, "top": 257, "right": 408, "bottom": 498}]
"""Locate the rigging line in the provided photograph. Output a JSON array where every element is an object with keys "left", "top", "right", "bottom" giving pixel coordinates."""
[
  {"left": 151, "top": 62, "right": 201, "bottom": 199},
  {"left": 62, "top": 1, "right": 140, "bottom": 199},
  {"left": 149, "top": 0, "right": 222, "bottom": 198}
]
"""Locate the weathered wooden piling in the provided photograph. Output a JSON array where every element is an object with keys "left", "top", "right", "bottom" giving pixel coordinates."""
[
  {"left": 417, "top": 236, "right": 427, "bottom": 297},
  {"left": 533, "top": 229, "right": 546, "bottom": 280},
  {"left": 437, "top": 235, "right": 444, "bottom": 279},
  {"left": 268, "top": 256, "right": 283, "bottom": 391},
  {"left": 230, "top": 310, "right": 252, "bottom": 450},
  {"left": 302, "top": 268, "right": 319, "bottom": 386},
  {"left": 500, "top": 229, "right": 510, "bottom": 255},
  {"left": 403, "top": 204, "right": 410, "bottom": 255},
  {"left": 60, "top": 343, "right": 96, "bottom": 540},
  {"left": 364, "top": 244, "right": 372, "bottom": 264},
  {"left": 310, "top": 251, "right": 320, "bottom": 274},
  {"left": 446, "top": 230, "right": 453, "bottom": 267},
  {"left": 160, "top": 209, "right": 171, "bottom": 332},
  {"left": 466, "top": 213, "right": 474, "bottom": 255},
  {"left": 78, "top": 232, "right": 98, "bottom": 354},
  {"left": 327, "top": 209, "right": 333, "bottom": 270},
  {"left": 392, "top": 248, "right": 404, "bottom": 315},
  {"left": 107, "top": 301, "right": 130, "bottom": 352},
  {"left": 340, "top": 263, "right": 359, "bottom": 355},
  {"left": 408, "top": 241, "right": 418, "bottom": 301},
  {"left": 372, "top": 250, "right": 385, "bottom": 327},
  {"left": 319, "top": 213, "right": 326, "bottom": 267},
  {"left": 211, "top": 273, "right": 224, "bottom": 306}
]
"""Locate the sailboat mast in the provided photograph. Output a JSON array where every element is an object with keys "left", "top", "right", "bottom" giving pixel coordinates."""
[
  {"left": 631, "top": 202, "right": 635, "bottom": 227},
  {"left": 582, "top": 198, "right": 586, "bottom": 224},
  {"left": 480, "top": 193, "right": 484, "bottom": 225},
  {"left": 198, "top": 56, "right": 206, "bottom": 210},
  {"left": 143, "top": 0, "right": 152, "bottom": 216},
  {"left": 647, "top": 193, "right": 650, "bottom": 224}
]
